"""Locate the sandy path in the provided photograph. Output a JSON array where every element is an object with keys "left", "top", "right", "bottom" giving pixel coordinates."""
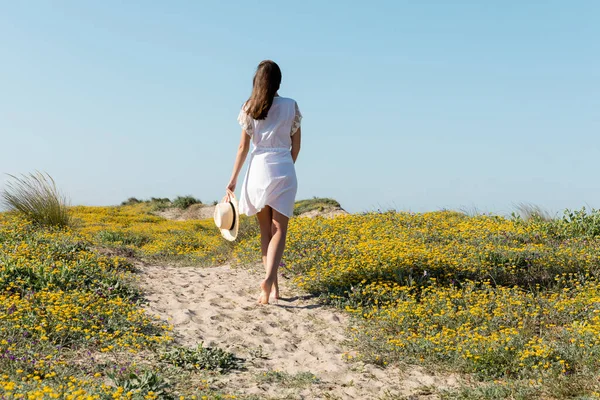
[{"left": 140, "top": 263, "right": 459, "bottom": 399}]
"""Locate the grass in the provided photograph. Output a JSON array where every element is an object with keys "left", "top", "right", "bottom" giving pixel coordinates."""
[
  {"left": 1, "top": 171, "right": 71, "bottom": 227},
  {"left": 293, "top": 197, "right": 341, "bottom": 216},
  {"left": 513, "top": 203, "right": 555, "bottom": 222},
  {"left": 97, "top": 229, "right": 152, "bottom": 247},
  {"left": 437, "top": 373, "right": 600, "bottom": 400},
  {"left": 255, "top": 370, "right": 320, "bottom": 388}
]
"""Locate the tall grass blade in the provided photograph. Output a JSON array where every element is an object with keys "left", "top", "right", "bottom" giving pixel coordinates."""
[{"left": 1, "top": 171, "right": 71, "bottom": 227}]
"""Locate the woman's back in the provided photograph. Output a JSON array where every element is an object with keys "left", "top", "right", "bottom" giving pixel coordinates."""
[
  {"left": 238, "top": 96, "right": 301, "bottom": 150},
  {"left": 225, "top": 60, "right": 302, "bottom": 304}
]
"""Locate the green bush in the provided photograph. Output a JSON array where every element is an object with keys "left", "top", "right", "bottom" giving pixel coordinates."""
[
  {"left": 150, "top": 197, "right": 171, "bottom": 203},
  {"left": 172, "top": 195, "right": 201, "bottom": 210},
  {"left": 160, "top": 343, "right": 243, "bottom": 372},
  {"left": 121, "top": 197, "right": 142, "bottom": 206},
  {"left": 557, "top": 207, "right": 600, "bottom": 239},
  {"left": 108, "top": 370, "right": 173, "bottom": 399},
  {"left": 515, "top": 207, "right": 600, "bottom": 240},
  {"left": 149, "top": 198, "right": 172, "bottom": 212},
  {"left": 1, "top": 172, "right": 71, "bottom": 227}
]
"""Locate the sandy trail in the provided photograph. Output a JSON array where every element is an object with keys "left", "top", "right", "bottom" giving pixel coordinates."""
[{"left": 140, "top": 263, "right": 458, "bottom": 399}]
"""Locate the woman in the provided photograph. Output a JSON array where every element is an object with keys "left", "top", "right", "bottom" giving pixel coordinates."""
[{"left": 225, "top": 60, "right": 302, "bottom": 305}]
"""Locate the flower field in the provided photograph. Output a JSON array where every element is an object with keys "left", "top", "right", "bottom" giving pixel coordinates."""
[
  {"left": 3, "top": 200, "right": 600, "bottom": 397},
  {"left": 0, "top": 210, "right": 240, "bottom": 399},
  {"left": 235, "top": 210, "right": 600, "bottom": 396},
  {"left": 0, "top": 213, "right": 173, "bottom": 398},
  {"left": 70, "top": 204, "right": 234, "bottom": 265}
]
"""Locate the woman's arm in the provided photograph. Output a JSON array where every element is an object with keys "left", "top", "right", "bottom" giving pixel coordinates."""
[
  {"left": 291, "top": 127, "right": 301, "bottom": 163},
  {"left": 226, "top": 130, "right": 251, "bottom": 199}
]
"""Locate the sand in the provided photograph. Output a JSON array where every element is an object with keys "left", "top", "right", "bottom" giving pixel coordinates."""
[
  {"left": 154, "top": 203, "right": 216, "bottom": 221},
  {"left": 154, "top": 204, "right": 348, "bottom": 222},
  {"left": 139, "top": 263, "right": 460, "bottom": 399}
]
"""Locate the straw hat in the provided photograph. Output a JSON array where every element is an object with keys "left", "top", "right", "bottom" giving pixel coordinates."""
[{"left": 213, "top": 193, "right": 239, "bottom": 241}]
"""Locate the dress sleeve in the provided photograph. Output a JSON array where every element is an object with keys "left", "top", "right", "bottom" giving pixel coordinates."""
[
  {"left": 291, "top": 101, "right": 302, "bottom": 136},
  {"left": 237, "top": 106, "right": 253, "bottom": 136}
]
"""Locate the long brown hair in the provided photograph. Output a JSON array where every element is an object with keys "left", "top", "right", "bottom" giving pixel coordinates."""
[{"left": 244, "top": 60, "right": 282, "bottom": 120}]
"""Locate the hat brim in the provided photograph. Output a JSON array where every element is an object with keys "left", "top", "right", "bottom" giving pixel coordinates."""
[{"left": 219, "top": 195, "right": 239, "bottom": 241}]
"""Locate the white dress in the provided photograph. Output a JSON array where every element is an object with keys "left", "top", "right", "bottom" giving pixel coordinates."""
[{"left": 237, "top": 96, "right": 302, "bottom": 218}]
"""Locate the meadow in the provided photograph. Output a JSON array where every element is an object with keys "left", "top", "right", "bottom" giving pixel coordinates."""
[
  {"left": 235, "top": 208, "right": 600, "bottom": 398},
  {"left": 2, "top": 177, "right": 600, "bottom": 398},
  {"left": 0, "top": 176, "right": 247, "bottom": 399}
]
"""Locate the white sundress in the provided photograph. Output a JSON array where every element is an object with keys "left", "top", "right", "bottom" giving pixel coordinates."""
[{"left": 237, "top": 96, "right": 302, "bottom": 218}]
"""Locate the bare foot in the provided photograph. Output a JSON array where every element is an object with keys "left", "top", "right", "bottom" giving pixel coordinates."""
[{"left": 258, "top": 280, "right": 271, "bottom": 304}]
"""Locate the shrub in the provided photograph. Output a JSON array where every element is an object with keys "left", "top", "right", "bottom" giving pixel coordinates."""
[
  {"left": 121, "top": 197, "right": 142, "bottom": 206},
  {"left": 514, "top": 207, "right": 600, "bottom": 240},
  {"left": 150, "top": 197, "right": 171, "bottom": 203},
  {"left": 558, "top": 207, "right": 600, "bottom": 239},
  {"left": 108, "top": 370, "right": 173, "bottom": 399},
  {"left": 148, "top": 198, "right": 172, "bottom": 212},
  {"left": 160, "top": 343, "right": 243, "bottom": 372},
  {"left": 172, "top": 195, "right": 201, "bottom": 210},
  {"left": 1, "top": 172, "right": 71, "bottom": 227}
]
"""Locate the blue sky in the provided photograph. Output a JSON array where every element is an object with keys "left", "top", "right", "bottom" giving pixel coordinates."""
[{"left": 1, "top": 1, "right": 598, "bottom": 215}]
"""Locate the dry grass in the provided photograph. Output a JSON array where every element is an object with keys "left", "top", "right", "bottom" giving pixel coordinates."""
[
  {"left": 1, "top": 171, "right": 70, "bottom": 227},
  {"left": 513, "top": 202, "right": 555, "bottom": 222}
]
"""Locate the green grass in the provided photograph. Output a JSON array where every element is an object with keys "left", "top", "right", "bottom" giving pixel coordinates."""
[
  {"left": 1, "top": 171, "right": 71, "bottom": 227},
  {"left": 293, "top": 197, "right": 341, "bottom": 216},
  {"left": 97, "top": 230, "right": 151, "bottom": 247}
]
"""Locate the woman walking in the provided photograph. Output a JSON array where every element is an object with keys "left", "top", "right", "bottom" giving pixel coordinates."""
[{"left": 225, "top": 60, "right": 302, "bottom": 304}]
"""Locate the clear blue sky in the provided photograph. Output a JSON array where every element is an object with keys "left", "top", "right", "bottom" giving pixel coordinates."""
[{"left": 1, "top": 1, "right": 598, "bottom": 215}]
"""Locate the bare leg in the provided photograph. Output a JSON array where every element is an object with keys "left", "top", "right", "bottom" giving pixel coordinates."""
[
  {"left": 256, "top": 207, "right": 273, "bottom": 272},
  {"left": 271, "top": 223, "right": 280, "bottom": 299},
  {"left": 256, "top": 207, "right": 273, "bottom": 301},
  {"left": 259, "top": 209, "right": 289, "bottom": 304}
]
